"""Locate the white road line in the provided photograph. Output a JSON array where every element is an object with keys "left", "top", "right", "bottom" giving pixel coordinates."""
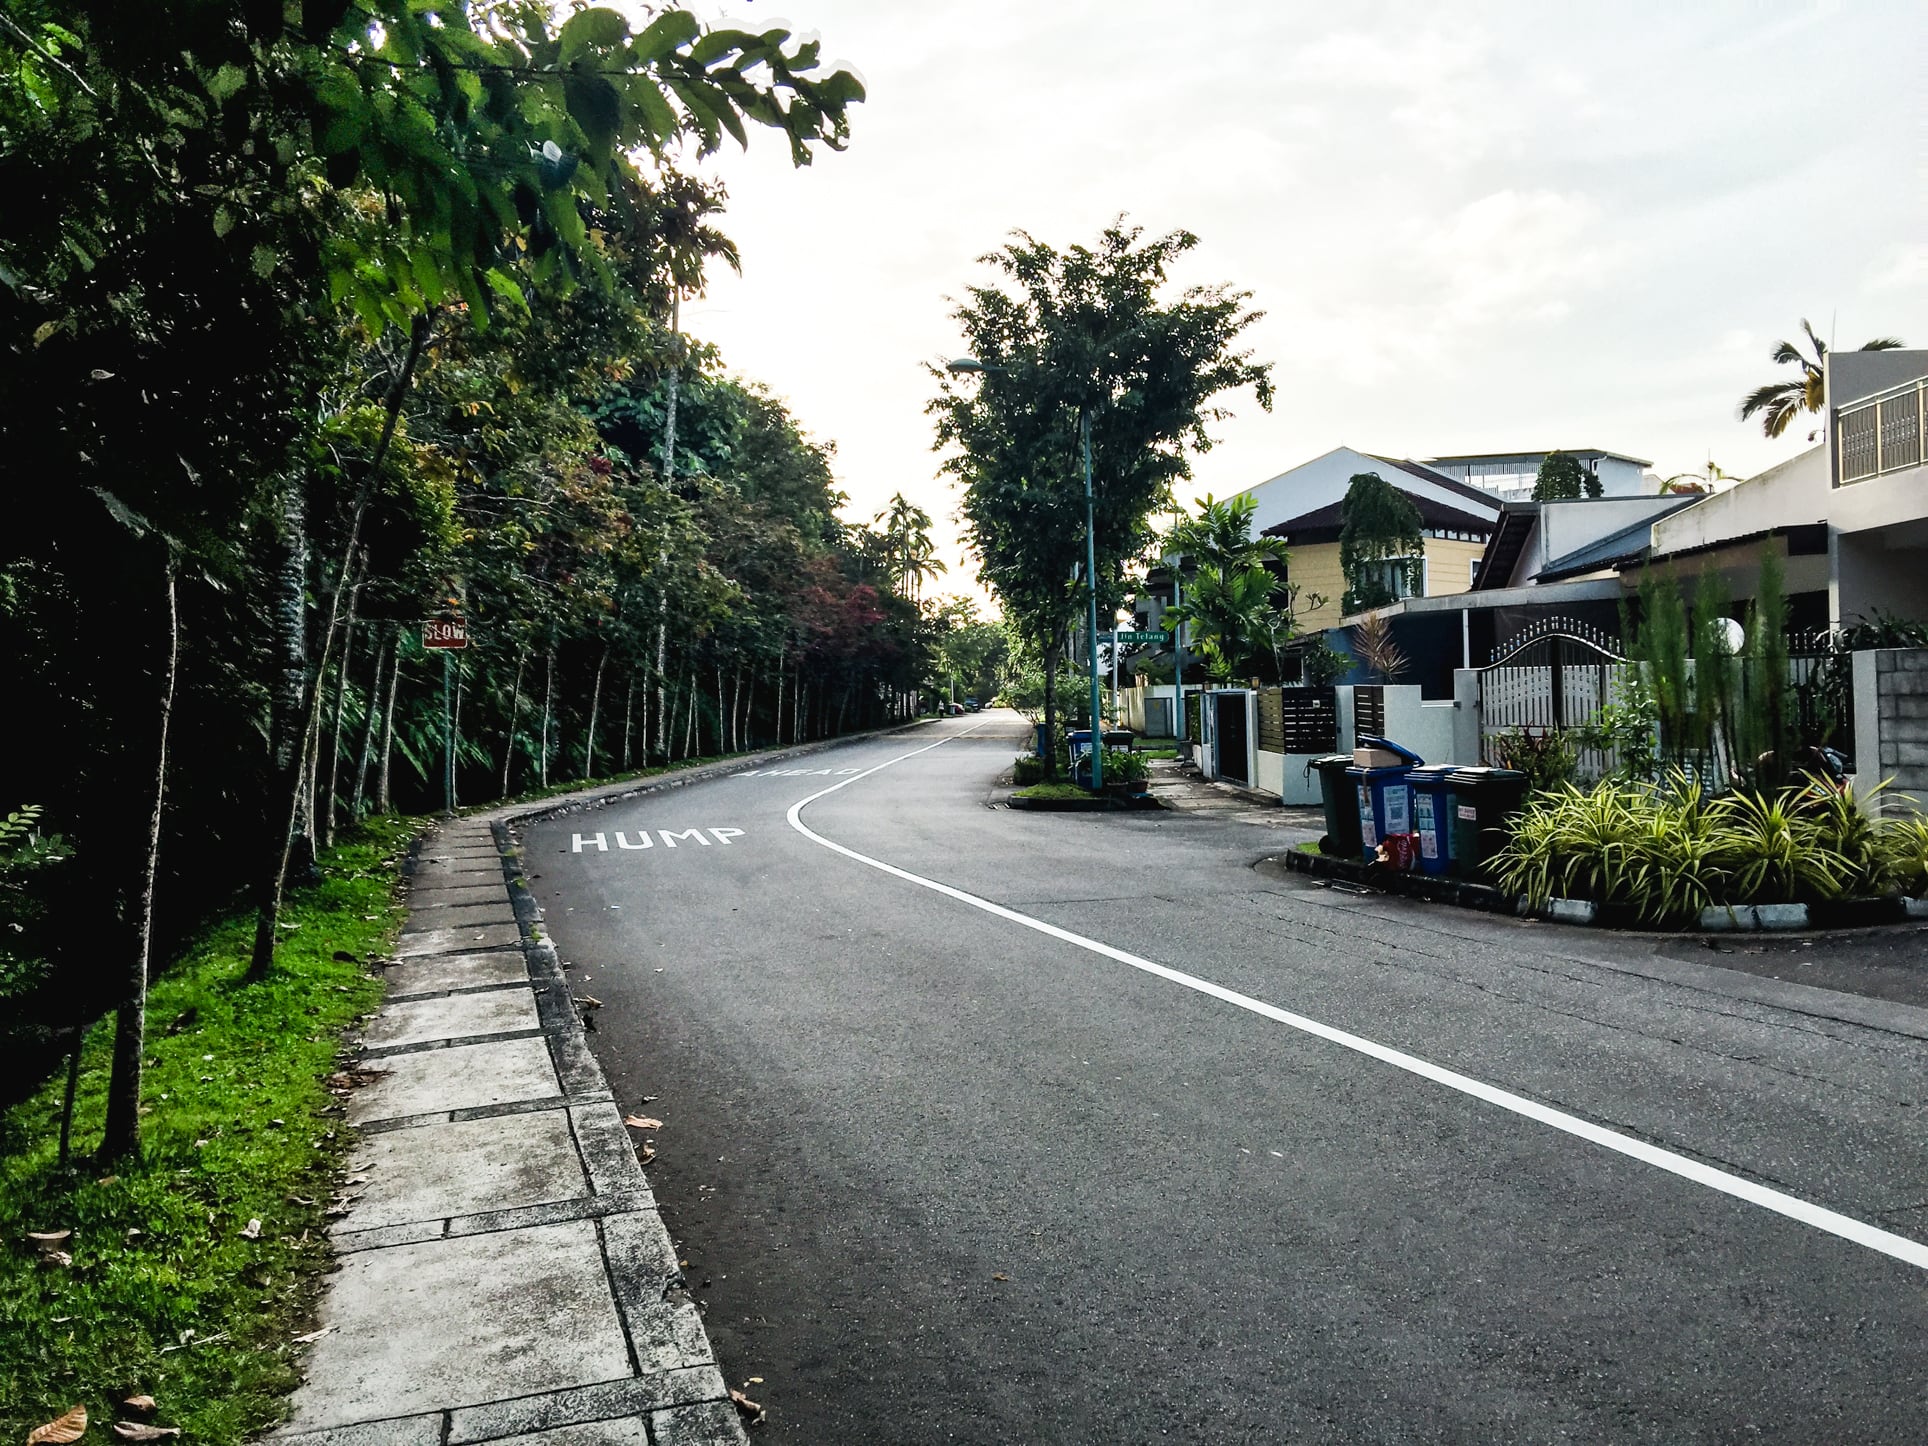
[{"left": 786, "top": 730, "right": 1928, "bottom": 1274}]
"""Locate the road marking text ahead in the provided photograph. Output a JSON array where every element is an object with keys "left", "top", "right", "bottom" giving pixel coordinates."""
[{"left": 572, "top": 828, "right": 743, "bottom": 852}]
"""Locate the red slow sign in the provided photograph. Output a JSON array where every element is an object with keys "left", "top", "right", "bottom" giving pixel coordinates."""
[{"left": 423, "top": 619, "right": 468, "bottom": 650}]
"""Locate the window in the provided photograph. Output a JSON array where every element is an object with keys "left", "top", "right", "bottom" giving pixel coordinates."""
[
  {"left": 1363, "top": 557, "right": 1424, "bottom": 601},
  {"left": 1470, "top": 558, "right": 1481, "bottom": 586}
]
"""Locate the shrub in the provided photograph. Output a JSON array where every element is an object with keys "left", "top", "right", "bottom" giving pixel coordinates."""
[
  {"left": 1492, "top": 775, "right": 1915, "bottom": 924},
  {"left": 1488, "top": 727, "right": 1578, "bottom": 793},
  {"left": 1012, "top": 754, "right": 1046, "bottom": 785}
]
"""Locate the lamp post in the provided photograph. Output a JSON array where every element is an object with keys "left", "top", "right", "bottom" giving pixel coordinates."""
[{"left": 948, "top": 356, "right": 1105, "bottom": 790}]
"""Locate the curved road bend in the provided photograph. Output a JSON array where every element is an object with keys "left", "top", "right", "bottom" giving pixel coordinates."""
[{"left": 521, "top": 709, "right": 1928, "bottom": 1444}]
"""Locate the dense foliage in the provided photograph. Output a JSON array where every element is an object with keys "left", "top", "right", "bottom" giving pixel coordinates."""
[
  {"left": 0, "top": 2, "right": 929, "bottom": 1147},
  {"left": 1160, "top": 494, "right": 1310, "bottom": 682},
  {"left": 1337, "top": 472, "right": 1423, "bottom": 614},
  {"left": 1531, "top": 451, "right": 1600, "bottom": 501}
]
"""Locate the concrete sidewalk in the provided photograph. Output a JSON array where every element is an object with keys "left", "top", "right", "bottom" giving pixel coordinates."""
[{"left": 275, "top": 811, "right": 746, "bottom": 1446}]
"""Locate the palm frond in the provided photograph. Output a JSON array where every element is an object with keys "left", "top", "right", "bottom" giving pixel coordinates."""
[{"left": 1858, "top": 336, "right": 1906, "bottom": 351}]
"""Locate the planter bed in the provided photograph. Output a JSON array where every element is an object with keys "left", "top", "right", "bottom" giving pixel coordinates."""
[{"left": 1278, "top": 847, "right": 1928, "bottom": 933}]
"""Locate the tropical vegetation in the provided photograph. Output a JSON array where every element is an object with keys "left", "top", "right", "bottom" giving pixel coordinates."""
[
  {"left": 1738, "top": 318, "right": 1905, "bottom": 439},
  {"left": 1159, "top": 493, "right": 1317, "bottom": 681},
  {"left": 0, "top": 0, "right": 926, "bottom": 1164},
  {"left": 1337, "top": 472, "right": 1424, "bottom": 613}
]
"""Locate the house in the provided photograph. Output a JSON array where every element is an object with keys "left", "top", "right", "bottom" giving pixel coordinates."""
[
  {"left": 1421, "top": 448, "right": 1655, "bottom": 501},
  {"left": 1130, "top": 446, "right": 1501, "bottom": 637}
]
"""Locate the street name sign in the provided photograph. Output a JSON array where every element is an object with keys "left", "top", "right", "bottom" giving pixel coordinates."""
[
  {"left": 423, "top": 619, "right": 468, "bottom": 650},
  {"left": 1108, "top": 630, "right": 1169, "bottom": 645}
]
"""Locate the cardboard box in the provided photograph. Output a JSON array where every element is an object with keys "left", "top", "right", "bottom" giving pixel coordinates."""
[{"left": 1352, "top": 747, "right": 1405, "bottom": 768}]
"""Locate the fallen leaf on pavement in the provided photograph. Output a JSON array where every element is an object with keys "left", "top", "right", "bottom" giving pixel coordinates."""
[
  {"left": 123, "top": 1395, "right": 156, "bottom": 1413},
  {"left": 112, "top": 1424, "right": 181, "bottom": 1440},
  {"left": 729, "top": 1389, "right": 767, "bottom": 1427},
  {"left": 575, "top": 994, "right": 603, "bottom": 1009},
  {"left": 745, "top": 1376, "right": 764, "bottom": 1385},
  {"left": 635, "top": 1145, "right": 656, "bottom": 1165},
  {"left": 27, "top": 1406, "right": 87, "bottom": 1443},
  {"left": 993, "top": 1273, "right": 1008, "bottom": 1282},
  {"left": 292, "top": 1327, "right": 332, "bottom": 1344},
  {"left": 623, "top": 1116, "right": 664, "bottom": 1131}
]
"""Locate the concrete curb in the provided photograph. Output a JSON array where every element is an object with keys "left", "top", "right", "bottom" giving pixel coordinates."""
[{"left": 1275, "top": 846, "right": 1927, "bottom": 935}]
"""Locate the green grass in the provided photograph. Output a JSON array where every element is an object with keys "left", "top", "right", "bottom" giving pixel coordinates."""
[
  {"left": 1135, "top": 745, "right": 1178, "bottom": 760},
  {"left": 1297, "top": 840, "right": 1323, "bottom": 854},
  {"left": 1013, "top": 781, "right": 1098, "bottom": 802},
  {"left": 0, "top": 816, "right": 413, "bottom": 1443}
]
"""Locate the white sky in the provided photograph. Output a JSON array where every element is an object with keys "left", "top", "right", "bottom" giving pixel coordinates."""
[{"left": 668, "top": 0, "right": 1928, "bottom": 610}]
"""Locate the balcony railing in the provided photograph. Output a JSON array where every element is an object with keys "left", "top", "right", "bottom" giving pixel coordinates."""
[{"left": 1836, "top": 377, "right": 1926, "bottom": 485}]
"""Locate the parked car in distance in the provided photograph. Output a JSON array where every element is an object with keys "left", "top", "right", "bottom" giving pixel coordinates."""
[
  {"left": 949, "top": 702, "right": 965, "bottom": 715},
  {"left": 963, "top": 698, "right": 980, "bottom": 711}
]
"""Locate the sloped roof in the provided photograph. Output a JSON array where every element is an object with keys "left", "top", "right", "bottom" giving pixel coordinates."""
[
  {"left": 1363, "top": 454, "right": 1506, "bottom": 512},
  {"left": 1534, "top": 499, "right": 1697, "bottom": 582},
  {"left": 1262, "top": 490, "right": 1497, "bottom": 540}
]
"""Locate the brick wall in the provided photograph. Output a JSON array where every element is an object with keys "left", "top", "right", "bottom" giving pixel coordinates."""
[{"left": 1875, "top": 648, "right": 1928, "bottom": 801}]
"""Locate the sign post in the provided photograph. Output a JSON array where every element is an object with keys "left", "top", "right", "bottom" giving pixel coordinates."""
[{"left": 423, "top": 620, "right": 468, "bottom": 815}]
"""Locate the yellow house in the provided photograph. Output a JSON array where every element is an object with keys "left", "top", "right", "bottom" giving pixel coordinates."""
[{"left": 1261, "top": 493, "right": 1496, "bottom": 632}]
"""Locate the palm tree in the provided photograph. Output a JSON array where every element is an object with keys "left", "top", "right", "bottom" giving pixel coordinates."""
[
  {"left": 875, "top": 493, "right": 943, "bottom": 603},
  {"left": 1739, "top": 318, "right": 1904, "bottom": 439}
]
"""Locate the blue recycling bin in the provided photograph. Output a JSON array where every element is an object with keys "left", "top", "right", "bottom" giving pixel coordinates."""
[
  {"left": 1346, "top": 734, "right": 1423, "bottom": 858},
  {"left": 1405, "top": 765, "right": 1457, "bottom": 875},
  {"left": 1034, "top": 721, "right": 1051, "bottom": 758},
  {"left": 1068, "top": 729, "right": 1094, "bottom": 774}
]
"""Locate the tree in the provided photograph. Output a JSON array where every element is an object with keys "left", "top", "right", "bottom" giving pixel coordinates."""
[
  {"left": 1739, "top": 318, "right": 1904, "bottom": 439},
  {"left": 1532, "top": 451, "right": 1599, "bottom": 501},
  {"left": 933, "top": 221, "right": 1272, "bottom": 773},
  {"left": 1338, "top": 473, "right": 1424, "bottom": 614},
  {"left": 1160, "top": 494, "right": 1307, "bottom": 680}
]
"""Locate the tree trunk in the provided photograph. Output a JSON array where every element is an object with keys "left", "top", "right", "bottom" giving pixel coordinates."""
[
  {"left": 321, "top": 560, "right": 363, "bottom": 849},
  {"left": 252, "top": 313, "right": 431, "bottom": 979},
  {"left": 378, "top": 641, "right": 401, "bottom": 814},
  {"left": 621, "top": 675, "right": 635, "bottom": 771},
  {"left": 585, "top": 645, "right": 608, "bottom": 779},
  {"left": 1042, "top": 636, "right": 1060, "bottom": 779},
  {"left": 540, "top": 644, "right": 554, "bottom": 790},
  {"left": 500, "top": 645, "right": 527, "bottom": 799},
  {"left": 715, "top": 665, "right": 726, "bottom": 757},
  {"left": 350, "top": 628, "right": 386, "bottom": 820},
  {"left": 774, "top": 644, "right": 787, "bottom": 749},
  {"left": 100, "top": 556, "right": 178, "bottom": 1161},
  {"left": 684, "top": 671, "right": 698, "bottom": 758},
  {"left": 268, "top": 476, "right": 315, "bottom": 880}
]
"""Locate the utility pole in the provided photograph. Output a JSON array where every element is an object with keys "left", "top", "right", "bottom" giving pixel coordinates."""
[{"left": 1082, "top": 411, "right": 1103, "bottom": 791}]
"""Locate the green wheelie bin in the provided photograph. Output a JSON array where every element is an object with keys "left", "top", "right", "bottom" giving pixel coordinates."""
[
  {"left": 1446, "top": 767, "right": 1529, "bottom": 878},
  {"left": 1309, "top": 754, "right": 1361, "bottom": 858}
]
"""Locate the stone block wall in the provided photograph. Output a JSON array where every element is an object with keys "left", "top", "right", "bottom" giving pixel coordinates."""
[{"left": 1874, "top": 648, "right": 1928, "bottom": 808}]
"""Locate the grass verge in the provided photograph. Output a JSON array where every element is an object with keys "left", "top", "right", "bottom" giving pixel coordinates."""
[
  {"left": 1136, "top": 745, "right": 1179, "bottom": 760},
  {"left": 1013, "top": 781, "right": 1097, "bottom": 802},
  {"left": 0, "top": 816, "right": 413, "bottom": 1444}
]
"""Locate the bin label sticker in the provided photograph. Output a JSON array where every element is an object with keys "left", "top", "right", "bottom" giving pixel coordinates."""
[
  {"left": 1385, "top": 786, "right": 1410, "bottom": 835},
  {"left": 1357, "top": 783, "right": 1376, "bottom": 848},
  {"left": 1457, "top": 804, "right": 1477, "bottom": 821},
  {"left": 1414, "top": 794, "right": 1438, "bottom": 858}
]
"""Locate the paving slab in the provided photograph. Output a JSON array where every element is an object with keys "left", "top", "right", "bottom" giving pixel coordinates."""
[
  {"left": 364, "top": 987, "right": 540, "bottom": 1049},
  {"left": 386, "top": 950, "right": 530, "bottom": 997},
  {"left": 343, "top": 1110, "right": 586, "bottom": 1230},
  {"left": 347, "top": 1036, "right": 559, "bottom": 1124},
  {"left": 283, "top": 1220, "right": 632, "bottom": 1430},
  {"left": 410, "top": 880, "right": 521, "bottom": 906},
  {"left": 396, "top": 922, "right": 524, "bottom": 957},
  {"left": 402, "top": 902, "right": 520, "bottom": 933},
  {"left": 490, "top": 1422, "right": 650, "bottom": 1446}
]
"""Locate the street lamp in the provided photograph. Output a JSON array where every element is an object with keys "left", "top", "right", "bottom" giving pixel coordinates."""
[{"left": 947, "top": 356, "right": 1106, "bottom": 791}]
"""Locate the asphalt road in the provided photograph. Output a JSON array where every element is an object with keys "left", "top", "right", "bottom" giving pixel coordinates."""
[{"left": 522, "top": 710, "right": 1928, "bottom": 1444}]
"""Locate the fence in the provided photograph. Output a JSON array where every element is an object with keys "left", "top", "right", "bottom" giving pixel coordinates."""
[
  {"left": 1475, "top": 620, "right": 1859, "bottom": 783},
  {"left": 1257, "top": 686, "right": 1339, "bottom": 755},
  {"left": 1836, "top": 377, "right": 1925, "bottom": 485}
]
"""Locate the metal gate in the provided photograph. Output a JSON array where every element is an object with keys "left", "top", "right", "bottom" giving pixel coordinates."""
[
  {"left": 1214, "top": 691, "right": 1251, "bottom": 785},
  {"left": 1478, "top": 619, "right": 1627, "bottom": 775}
]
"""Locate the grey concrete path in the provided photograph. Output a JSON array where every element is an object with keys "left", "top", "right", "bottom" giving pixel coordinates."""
[
  {"left": 276, "top": 725, "right": 935, "bottom": 1443},
  {"left": 275, "top": 810, "right": 745, "bottom": 1446}
]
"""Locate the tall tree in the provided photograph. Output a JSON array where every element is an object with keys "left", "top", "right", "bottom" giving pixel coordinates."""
[
  {"left": 1531, "top": 451, "right": 1598, "bottom": 500},
  {"left": 933, "top": 221, "right": 1272, "bottom": 772},
  {"left": 1739, "top": 318, "right": 1904, "bottom": 439}
]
